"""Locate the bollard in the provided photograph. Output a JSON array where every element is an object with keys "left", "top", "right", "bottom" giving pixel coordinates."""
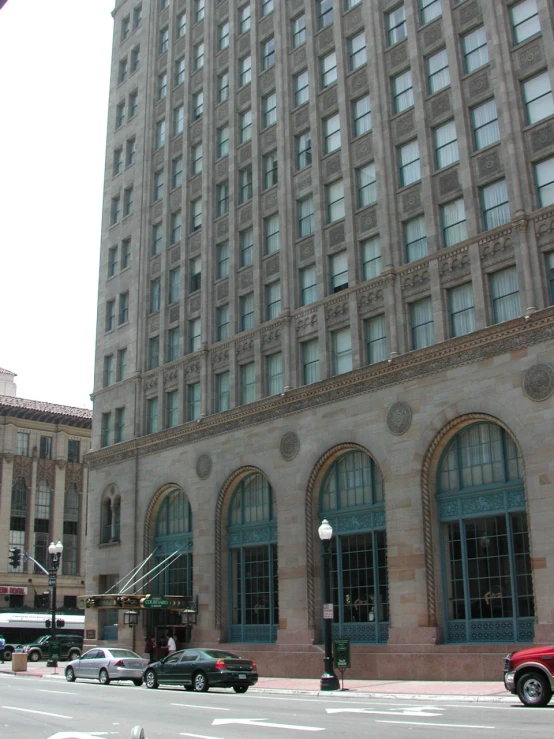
[{"left": 129, "top": 727, "right": 145, "bottom": 739}]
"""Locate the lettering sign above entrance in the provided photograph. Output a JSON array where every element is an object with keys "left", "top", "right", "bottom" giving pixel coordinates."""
[{"left": 141, "top": 596, "right": 170, "bottom": 609}]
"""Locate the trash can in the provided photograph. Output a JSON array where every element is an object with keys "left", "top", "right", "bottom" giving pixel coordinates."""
[{"left": 12, "top": 648, "right": 27, "bottom": 672}]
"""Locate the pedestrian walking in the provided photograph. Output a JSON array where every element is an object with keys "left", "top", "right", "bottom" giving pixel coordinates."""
[
  {"left": 167, "top": 632, "right": 176, "bottom": 655},
  {"left": 0, "top": 634, "right": 5, "bottom": 663}
]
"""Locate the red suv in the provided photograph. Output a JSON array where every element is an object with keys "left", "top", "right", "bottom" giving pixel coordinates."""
[{"left": 504, "top": 645, "right": 554, "bottom": 706}]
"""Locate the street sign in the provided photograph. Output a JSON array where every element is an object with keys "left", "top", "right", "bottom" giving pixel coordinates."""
[
  {"left": 50, "top": 641, "right": 61, "bottom": 661},
  {"left": 141, "top": 596, "right": 170, "bottom": 609},
  {"left": 323, "top": 603, "right": 333, "bottom": 619},
  {"left": 48, "top": 577, "right": 56, "bottom": 587},
  {"left": 334, "top": 638, "right": 351, "bottom": 669}
]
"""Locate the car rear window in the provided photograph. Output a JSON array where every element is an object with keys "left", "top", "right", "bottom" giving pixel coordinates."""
[
  {"left": 201, "top": 649, "right": 239, "bottom": 659},
  {"left": 109, "top": 649, "right": 140, "bottom": 658}
]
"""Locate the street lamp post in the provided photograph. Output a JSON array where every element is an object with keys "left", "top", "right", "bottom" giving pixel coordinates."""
[
  {"left": 46, "top": 540, "right": 63, "bottom": 667},
  {"left": 318, "top": 519, "right": 339, "bottom": 691}
]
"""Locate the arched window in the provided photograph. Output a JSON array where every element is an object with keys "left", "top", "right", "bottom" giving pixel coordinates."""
[
  {"left": 9, "top": 478, "right": 27, "bottom": 572},
  {"left": 319, "top": 450, "right": 388, "bottom": 643},
  {"left": 437, "top": 422, "right": 533, "bottom": 643},
  {"left": 100, "top": 488, "right": 120, "bottom": 544},
  {"left": 63, "top": 483, "right": 80, "bottom": 576},
  {"left": 228, "top": 473, "right": 278, "bottom": 643},
  {"left": 153, "top": 489, "right": 192, "bottom": 597}
]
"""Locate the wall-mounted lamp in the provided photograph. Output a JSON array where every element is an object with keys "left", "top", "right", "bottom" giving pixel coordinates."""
[{"left": 124, "top": 610, "right": 139, "bottom": 628}]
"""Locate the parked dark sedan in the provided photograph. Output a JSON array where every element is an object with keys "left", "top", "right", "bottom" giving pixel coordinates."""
[{"left": 143, "top": 648, "right": 258, "bottom": 693}]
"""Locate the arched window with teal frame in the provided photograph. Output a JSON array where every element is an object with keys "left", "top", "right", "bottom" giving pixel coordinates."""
[
  {"left": 319, "top": 450, "right": 388, "bottom": 644},
  {"left": 437, "top": 422, "right": 534, "bottom": 643},
  {"left": 153, "top": 488, "right": 193, "bottom": 597},
  {"left": 227, "top": 472, "right": 278, "bottom": 643}
]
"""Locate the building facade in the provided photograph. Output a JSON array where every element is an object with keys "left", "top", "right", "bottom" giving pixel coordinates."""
[
  {"left": 0, "top": 377, "right": 91, "bottom": 612},
  {"left": 88, "top": 0, "right": 554, "bottom": 678}
]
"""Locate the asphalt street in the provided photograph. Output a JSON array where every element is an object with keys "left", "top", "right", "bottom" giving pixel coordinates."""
[{"left": 1, "top": 673, "right": 553, "bottom": 739}]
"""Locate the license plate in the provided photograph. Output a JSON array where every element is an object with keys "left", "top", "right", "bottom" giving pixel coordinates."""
[{"left": 239, "top": 674, "right": 246, "bottom": 679}]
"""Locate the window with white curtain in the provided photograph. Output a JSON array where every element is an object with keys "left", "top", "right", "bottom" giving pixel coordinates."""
[
  {"left": 332, "top": 327, "right": 353, "bottom": 375},
  {"left": 462, "top": 26, "right": 488, "bottom": 74},
  {"left": 166, "top": 391, "right": 178, "bottom": 428},
  {"left": 471, "top": 99, "right": 500, "bottom": 150},
  {"left": 317, "top": 0, "right": 333, "bottom": 28},
  {"left": 348, "top": 32, "right": 367, "bottom": 71},
  {"left": 323, "top": 113, "right": 341, "bottom": 153},
  {"left": 399, "top": 140, "right": 421, "bottom": 186},
  {"left": 216, "top": 304, "right": 230, "bottom": 341},
  {"left": 240, "top": 362, "right": 256, "bottom": 404},
  {"left": 535, "top": 156, "right": 554, "bottom": 207},
  {"left": 330, "top": 251, "right": 348, "bottom": 293},
  {"left": 404, "top": 216, "right": 427, "bottom": 262},
  {"left": 298, "top": 196, "right": 315, "bottom": 237},
  {"left": 239, "top": 55, "right": 252, "bottom": 87},
  {"left": 261, "top": 36, "right": 275, "bottom": 70},
  {"left": 392, "top": 70, "right": 414, "bottom": 114},
  {"left": 352, "top": 95, "right": 372, "bottom": 136},
  {"left": 302, "top": 339, "right": 320, "bottom": 385},
  {"left": 300, "top": 265, "right": 317, "bottom": 305},
  {"left": 441, "top": 198, "right": 467, "bottom": 247},
  {"left": 410, "top": 297, "right": 434, "bottom": 349},
  {"left": 386, "top": 5, "right": 407, "bottom": 47},
  {"left": 427, "top": 49, "right": 450, "bottom": 94},
  {"left": 238, "top": 4, "right": 251, "bottom": 34},
  {"left": 321, "top": 51, "right": 337, "bottom": 88},
  {"left": 240, "top": 229, "right": 253, "bottom": 267},
  {"left": 147, "top": 397, "right": 159, "bottom": 434},
  {"left": 490, "top": 267, "right": 521, "bottom": 323},
  {"left": 262, "top": 92, "right": 277, "bottom": 128},
  {"left": 291, "top": 13, "right": 306, "bottom": 48},
  {"left": 264, "top": 214, "right": 280, "bottom": 253},
  {"left": 361, "top": 236, "right": 382, "bottom": 281},
  {"left": 187, "top": 382, "right": 201, "bottom": 421},
  {"left": 357, "top": 163, "right": 377, "bottom": 207},
  {"left": 189, "top": 317, "right": 201, "bottom": 351},
  {"left": 510, "top": 0, "right": 540, "bottom": 45},
  {"left": 481, "top": 179, "right": 510, "bottom": 230},
  {"left": 216, "top": 371, "right": 230, "bottom": 413},
  {"left": 522, "top": 71, "right": 554, "bottom": 125},
  {"left": 365, "top": 314, "right": 387, "bottom": 364},
  {"left": 434, "top": 120, "right": 459, "bottom": 169},
  {"left": 239, "top": 109, "right": 252, "bottom": 142},
  {"left": 296, "top": 131, "right": 312, "bottom": 169},
  {"left": 420, "top": 0, "right": 441, "bottom": 25},
  {"left": 240, "top": 293, "right": 254, "bottom": 331},
  {"left": 294, "top": 70, "right": 309, "bottom": 107},
  {"left": 266, "top": 281, "right": 281, "bottom": 320},
  {"left": 326, "top": 180, "right": 345, "bottom": 222},
  {"left": 449, "top": 282, "right": 476, "bottom": 337},
  {"left": 266, "top": 353, "right": 283, "bottom": 396},
  {"left": 216, "top": 127, "right": 229, "bottom": 158}
]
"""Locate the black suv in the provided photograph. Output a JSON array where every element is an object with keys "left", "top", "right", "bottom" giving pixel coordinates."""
[{"left": 23, "top": 634, "right": 83, "bottom": 662}]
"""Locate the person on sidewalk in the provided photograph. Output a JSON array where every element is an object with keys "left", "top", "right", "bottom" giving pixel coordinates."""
[
  {"left": 167, "top": 632, "right": 176, "bottom": 656},
  {"left": 0, "top": 634, "right": 5, "bottom": 663},
  {"left": 144, "top": 635, "right": 155, "bottom": 664}
]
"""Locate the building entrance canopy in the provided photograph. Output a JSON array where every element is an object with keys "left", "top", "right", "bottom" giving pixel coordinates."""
[{"left": 81, "top": 593, "right": 197, "bottom": 618}]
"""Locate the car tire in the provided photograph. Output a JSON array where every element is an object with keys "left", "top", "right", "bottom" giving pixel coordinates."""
[
  {"left": 99, "top": 668, "right": 111, "bottom": 685},
  {"left": 517, "top": 671, "right": 552, "bottom": 707},
  {"left": 145, "top": 670, "right": 158, "bottom": 689},
  {"left": 65, "top": 667, "right": 76, "bottom": 682},
  {"left": 29, "top": 651, "right": 40, "bottom": 663},
  {"left": 193, "top": 671, "right": 209, "bottom": 692},
  {"left": 233, "top": 685, "right": 248, "bottom": 694},
  {"left": 68, "top": 650, "right": 80, "bottom": 661},
  {"left": 3, "top": 649, "right": 12, "bottom": 661},
  {"left": 132, "top": 678, "right": 143, "bottom": 686}
]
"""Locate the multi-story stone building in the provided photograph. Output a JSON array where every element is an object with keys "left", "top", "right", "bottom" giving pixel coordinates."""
[
  {"left": 0, "top": 372, "right": 91, "bottom": 611},
  {"left": 88, "top": 0, "right": 554, "bottom": 678}
]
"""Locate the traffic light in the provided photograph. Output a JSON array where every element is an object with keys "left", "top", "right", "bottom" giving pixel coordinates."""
[{"left": 8, "top": 547, "right": 21, "bottom": 569}]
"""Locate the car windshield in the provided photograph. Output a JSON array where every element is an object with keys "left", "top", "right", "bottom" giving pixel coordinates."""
[
  {"left": 32, "top": 636, "right": 49, "bottom": 645},
  {"left": 201, "top": 649, "right": 239, "bottom": 659},
  {"left": 108, "top": 649, "right": 140, "bottom": 658}
]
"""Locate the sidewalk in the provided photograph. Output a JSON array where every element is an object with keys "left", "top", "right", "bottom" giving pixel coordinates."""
[{"left": 0, "top": 663, "right": 513, "bottom": 702}]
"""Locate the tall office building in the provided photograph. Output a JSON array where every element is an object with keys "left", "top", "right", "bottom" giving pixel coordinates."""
[{"left": 88, "top": 0, "right": 554, "bottom": 678}]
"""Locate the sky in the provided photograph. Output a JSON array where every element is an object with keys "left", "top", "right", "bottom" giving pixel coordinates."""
[{"left": 0, "top": 0, "right": 115, "bottom": 409}]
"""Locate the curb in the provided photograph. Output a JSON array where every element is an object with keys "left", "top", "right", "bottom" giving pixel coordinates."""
[{"left": 249, "top": 687, "right": 514, "bottom": 703}]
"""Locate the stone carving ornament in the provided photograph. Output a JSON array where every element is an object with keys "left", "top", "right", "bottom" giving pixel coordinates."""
[
  {"left": 196, "top": 453, "right": 213, "bottom": 479},
  {"left": 523, "top": 363, "right": 554, "bottom": 401},
  {"left": 386, "top": 401, "right": 412, "bottom": 435},
  {"left": 280, "top": 431, "right": 300, "bottom": 461}
]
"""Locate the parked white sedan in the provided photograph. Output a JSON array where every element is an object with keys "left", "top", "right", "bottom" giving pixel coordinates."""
[{"left": 65, "top": 648, "right": 148, "bottom": 685}]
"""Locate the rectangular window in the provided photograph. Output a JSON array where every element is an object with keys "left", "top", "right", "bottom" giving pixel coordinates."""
[
  {"left": 123, "top": 187, "right": 133, "bottom": 217},
  {"left": 217, "top": 71, "right": 229, "bottom": 102},
  {"left": 171, "top": 210, "right": 182, "bottom": 243},
  {"left": 159, "top": 27, "right": 169, "bottom": 55},
  {"left": 317, "top": 0, "right": 333, "bottom": 28},
  {"left": 189, "top": 317, "right": 202, "bottom": 352},
  {"left": 146, "top": 397, "right": 158, "bottom": 435},
  {"left": 420, "top": 0, "right": 441, "bottom": 25},
  {"left": 39, "top": 436, "right": 52, "bottom": 460},
  {"left": 118, "top": 57, "right": 127, "bottom": 84},
  {"left": 218, "top": 21, "right": 230, "bottom": 51},
  {"left": 117, "top": 348, "right": 128, "bottom": 382},
  {"left": 323, "top": 113, "right": 341, "bottom": 153},
  {"left": 522, "top": 71, "right": 554, "bottom": 125},
  {"left": 449, "top": 282, "right": 476, "bottom": 337},
  {"left": 126, "top": 137, "right": 136, "bottom": 166},
  {"left": 357, "top": 162, "right": 377, "bottom": 208},
  {"left": 193, "top": 41, "right": 204, "bottom": 70},
  {"left": 121, "top": 15, "right": 130, "bottom": 41},
  {"left": 302, "top": 339, "right": 320, "bottom": 385},
  {"left": 239, "top": 109, "right": 252, "bottom": 142},
  {"left": 150, "top": 278, "right": 161, "bottom": 313},
  {"left": 216, "top": 371, "right": 230, "bottom": 412},
  {"left": 434, "top": 119, "right": 459, "bottom": 169},
  {"left": 291, "top": 14, "right": 306, "bottom": 48},
  {"left": 298, "top": 195, "right": 315, "bottom": 238},
  {"left": 481, "top": 179, "right": 510, "bottom": 230},
  {"left": 193, "top": 91, "right": 203, "bottom": 119},
  {"left": 156, "top": 119, "right": 166, "bottom": 148},
  {"left": 101, "top": 413, "right": 112, "bottom": 447},
  {"left": 148, "top": 336, "right": 160, "bottom": 370},
  {"left": 111, "top": 195, "right": 121, "bottom": 225},
  {"left": 189, "top": 255, "right": 201, "bottom": 292},
  {"left": 195, "top": 0, "right": 205, "bottom": 22},
  {"left": 238, "top": 168, "right": 253, "bottom": 203},
  {"left": 191, "top": 198, "right": 202, "bottom": 231},
  {"left": 266, "top": 281, "right": 281, "bottom": 320},
  {"left": 296, "top": 132, "right": 312, "bottom": 169},
  {"left": 442, "top": 198, "right": 467, "bottom": 247},
  {"left": 153, "top": 170, "right": 164, "bottom": 201},
  {"left": 352, "top": 95, "right": 372, "bottom": 136},
  {"left": 361, "top": 236, "right": 382, "bottom": 281},
  {"left": 535, "top": 156, "right": 554, "bottom": 207},
  {"left": 240, "top": 362, "right": 256, "bottom": 404},
  {"left": 130, "top": 46, "right": 140, "bottom": 73},
  {"left": 240, "top": 229, "right": 254, "bottom": 267},
  {"left": 168, "top": 266, "right": 180, "bottom": 303},
  {"left": 105, "top": 299, "right": 116, "bottom": 331},
  {"left": 118, "top": 291, "right": 129, "bottom": 324},
  {"left": 392, "top": 69, "right": 414, "bottom": 114},
  {"left": 238, "top": 4, "right": 251, "bottom": 34},
  {"left": 399, "top": 140, "right": 421, "bottom": 186},
  {"left": 294, "top": 70, "right": 309, "bottom": 107},
  {"left": 365, "top": 314, "right": 387, "bottom": 364},
  {"left": 216, "top": 181, "right": 229, "bottom": 216},
  {"left": 113, "top": 147, "right": 123, "bottom": 176},
  {"left": 263, "top": 152, "right": 278, "bottom": 189},
  {"left": 546, "top": 252, "right": 554, "bottom": 304},
  {"left": 462, "top": 26, "right": 488, "bottom": 74},
  {"left": 167, "top": 327, "right": 180, "bottom": 362},
  {"left": 133, "top": 4, "right": 142, "bottom": 29},
  {"left": 239, "top": 55, "right": 252, "bottom": 87},
  {"left": 330, "top": 251, "right": 348, "bottom": 293},
  {"left": 262, "top": 92, "right": 277, "bottom": 128},
  {"left": 404, "top": 216, "right": 427, "bottom": 262},
  {"left": 121, "top": 238, "right": 130, "bottom": 269},
  {"left": 300, "top": 265, "right": 317, "bottom": 306},
  {"left": 333, "top": 327, "right": 353, "bottom": 375},
  {"left": 261, "top": 36, "right": 275, "bottom": 70},
  {"left": 191, "top": 143, "right": 203, "bottom": 174},
  {"left": 410, "top": 296, "right": 434, "bottom": 349},
  {"left": 175, "top": 57, "right": 186, "bottom": 86},
  {"left": 177, "top": 11, "right": 186, "bottom": 38},
  {"left": 103, "top": 355, "right": 114, "bottom": 387},
  {"left": 116, "top": 101, "right": 125, "bottom": 128},
  {"left": 266, "top": 352, "right": 283, "bottom": 396},
  {"left": 261, "top": 0, "right": 274, "bottom": 16},
  {"left": 511, "top": 0, "right": 540, "bottom": 45},
  {"left": 108, "top": 246, "right": 118, "bottom": 277},
  {"left": 166, "top": 390, "right": 179, "bottom": 428},
  {"left": 128, "top": 90, "right": 138, "bottom": 117},
  {"left": 348, "top": 32, "right": 367, "bottom": 71},
  {"left": 345, "top": 0, "right": 362, "bottom": 7},
  {"left": 472, "top": 99, "right": 500, "bottom": 150},
  {"left": 427, "top": 48, "right": 450, "bottom": 94},
  {"left": 240, "top": 293, "right": 254, "bottom": 331},
  {"left": 490, "top": 266, "right": 521, "bottom": 323},
  {"left": 386, "top": 5, "right": 407, "bottom": 46},
  {"left": 321, "top": 51, "right": 337, "bottom": 88},
  {"left": 217, "top": 241, "right": 229, "bottom": 279},
  {"left": 216, "top": 304, "right": 230, "bottom": 341},
  {"left": 326, "top": 180, "right": 345, "bottom": 223},
  {"left": 172, "top": 156, "right": 183, "bottom": 188},
  {"left": 16, "top": 432, "right": 29, "bottom": 456},
  {"left": 173, "top": 105, "right": 184, "bottom": 136},
  {"left": 264, "top": 214, "right": 280, "bottom": 254}
]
